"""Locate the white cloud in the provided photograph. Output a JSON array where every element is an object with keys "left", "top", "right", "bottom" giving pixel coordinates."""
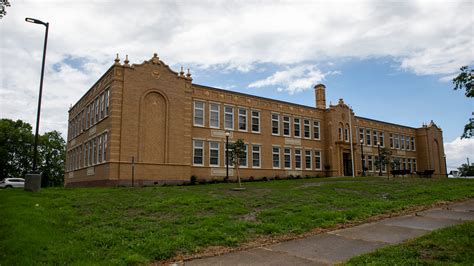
[
  {"left": 444, "top": 137, "right": 474, "bottom": 170},
  {"left": 248, "top": 65, "right": 329, "bottom": 94},
  {"left": 0, "top": 0, "right": 473, "bottom": 136}
]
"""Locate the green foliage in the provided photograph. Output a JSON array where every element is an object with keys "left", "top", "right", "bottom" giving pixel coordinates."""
[
  {"left": 0, "top": 118, "right": 65, "bottom": 186},
  {"left": 0, "top": 119, "right": 34, "bottom": 179},
  {"left": 458, "top": 163, "right": 474, "bottom": 177},
  {"left": 229, "top": 139, "right": 246, "bottom": 187},
  {"left": 452, "top": 66, "right": 473, "bottom": 139},
  {"left": 39, "top": 131, "right": 66, "bottom": 187},
  {"left": 452, "top": 66, "right": 473, "bottom": 98},
  {"left": 0, "top": 177, "right": 473, "bottom": 265},
  {"left": 390, "top": 157, "right": 401, "bottom": 171},
  {"left": 374, "top": 147, "right": 391, "bottom": 174},
  {"left": 346, "top": 222, "right": 474, "bottom": 265}
]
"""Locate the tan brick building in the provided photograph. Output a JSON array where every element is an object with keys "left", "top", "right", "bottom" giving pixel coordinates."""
[{"left": 64, "top": 54, "right": 447, "bottom": 187}]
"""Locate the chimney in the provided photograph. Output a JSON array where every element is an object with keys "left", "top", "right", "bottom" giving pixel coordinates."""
[{"left": 314, "top": 84, "right": 326, "bottom": 109}]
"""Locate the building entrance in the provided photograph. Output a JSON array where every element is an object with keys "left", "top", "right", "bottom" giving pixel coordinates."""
[{"left": 343, "top": 152, "right": 353, "bottom": 176}]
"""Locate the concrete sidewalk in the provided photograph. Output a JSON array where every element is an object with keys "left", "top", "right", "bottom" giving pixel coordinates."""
[{"left": 181, "top": 199, "right": 474, "bottom": 265}]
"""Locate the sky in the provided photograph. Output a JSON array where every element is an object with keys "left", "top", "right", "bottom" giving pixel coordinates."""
[{"left": 0, "top": 0, "right": 473, "bottom": 171}]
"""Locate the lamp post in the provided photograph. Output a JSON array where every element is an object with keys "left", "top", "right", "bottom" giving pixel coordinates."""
[
  {"left": 377, "top": 141, "right": 382, "bottom": 176},
  {"left": 360, "top": 139, "right": 365, "bottom": 176},
  {"left": 26, "top": 17, "right": 49, "bottom": 173},
  {"left": 24, "top": 17, "right": 49, "bottom": 192},
  {"left": 225, "top": 131, "right": 230, "bottom": 181}
]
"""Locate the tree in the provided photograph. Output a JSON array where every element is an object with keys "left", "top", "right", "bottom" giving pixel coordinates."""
[
  {"left": 374, "top": 147, "right": 391, "bottom": 177},
  {"left": 38, "top": 131, "right": 66, "bottom": 187},
  {"left": 457, "top": 163, "right": 474, "bottom": 177},
  {"left": 0, "top": 118, "right": 66, "bottom": 187},
  {"left": 0, "top": 119, "right": 34, "bottom": 179},
  {"left": 0, "top": 0, "right": 11, "bottom": 19},
  {"left": 228, "top": 139, "right": 246, "bottom": 188},
  {"left": 452, "top": 66, "right": 473, "bottom": 138}
]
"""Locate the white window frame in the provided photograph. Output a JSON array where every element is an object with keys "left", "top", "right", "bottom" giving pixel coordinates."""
[
  {"left": 251, "top": 110, "right": 260, "bottom": 133},
  {"left": 379, "top": 132, "right": 385, "bottom": 147},
  {"left": 373, "top": 130, "right": 378, "bottom": 146},
  {"left": 252, "top": 145, "right": 261, "bottom": 168},
  {"left": 193, "top": 101, "right": 205, "bottom": 127},
  {"left": 209, "top": 103, "right": 220, "bottom": 129},
  {"left": 359, "top": 128, "right": 365, "bottom": 144},
  {"left": 105, "top": 89, "right": 110, "bottom": 116},
  {"left": 224, "top": 106, "right": 234, "bottom": 130},
  {"left": 271, "top": 113, "right": 280, "bottom": 135},
  {"left": 366, "top": 129, "right": 371, "bottom": 146},
  {"left": 209, "top": 141, "right": 220, "bottom": 167},
  {"left": 295, "top": 148, "right": 302, "bottom": 169},
  {"left": 313, "top": 121, "right": 320, "bottom": 140},
  {"left": 239, "top": 144, "right": 248, "bottom": 168},
  {"left": 305, "top": 150, "right": 312, "bottom": 170},
  {"left": 401, "top": 135, "right": 405, "bottom": 150},
  {"left": 193, "top": 140, "right": 204, "bottom": 166},
  {"left": 102, "top": 132, "right": 107, "bottom": 163},
  {"left": 283, "top": 115, "right": 291, "bottom": 137},
  {"left": 272, "top": 146, "right": 280, "bottom": 169},
  {"left": 294, "top": 117, "right": 301, "bottom": 138},
  {"left": 314, "top": 150, "right": 322, "bottom": 170},
  {"left": 303, "top": 119, "right": 311, "bottom": 139},
  {"left": 284, "top": 147, "right": 292, "bottom": 169},
  {"left": 344, "top": 127, "right": 349, "bottom": 142},
  {"left": 238, "top": 108, "right": 248, "bottom": 131}
]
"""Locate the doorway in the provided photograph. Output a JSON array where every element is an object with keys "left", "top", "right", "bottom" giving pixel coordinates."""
[{"left": 343, "top": 152, "right": 353, "bottom": 176}]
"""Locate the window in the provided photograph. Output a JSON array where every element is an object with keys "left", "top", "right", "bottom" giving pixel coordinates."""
[
  {"left": 193, "top": 140, "right": 204, "bottom": 166},
  {"left": 272, "top": 114, "right": 280, "bottom": 135},
  {"left": 395, "top": 135, "right": 400, "bottom": 149},
  {"left": 338, "top": 127, "right": 343, "bottom": 140},
  {"left": 84, "top": 143, "right": 88, "bottom": 167},
  {"left": 408, "top": 158, "right": 412, "bottom": 172},
  {"left": 303, "top": 119, "right": 311, "bottom": 138},
  {"left": 224, "top": 106, "right": 234, "bottom": 130},
  {"left": 272, "top": 147, "right": 280, "bottom": 168},
  {"left": 305, "top": 150, "right": 312, "bottom": 169},
  {"left": 86, "top": 106, "right": 90, "bottom": 128},
  {"left": 100, "top": 93, "right": 105, "bottom": 119},
  {"left": 295, "top": 149, "right": 302, "bottom": 169},
  {"left": 402, "top": 158, "right": 407, "bottom": 170},
  {"left": 344, "top": 127, "right": 349, "bottom": 142},
  {"left": 89, "top": 103, "right": 94, "bottom": 126},
  {"left": 95, "top": 97, "right": 99, "bottom": 123},
  {"left": 102, "top": 133, "right": 107, "bottom": 162},
  {"left": 239, "top": 144, "right": 248, "bottom": 167},
  {"left": 193, "top": 101, "right": 205, "bottom": 126},
  {"left": 251, "top": 111, "right": 260, "bottom": 132},
  {"left": 313, "top": 121, "right": 320, "bottom": 139},
  {"left": 252, "top": 145, "right": 261, "bottom": 168},
  {"left": 373, "top": 130, "right": 378, "bottom": 146},
  {"left": 225, "top": 141, "right": 233, "bottom": 167},
  {"left": 88, "top": 140, "right": 92, "bottom": 166},
  {"left": 284, "top": 148, "right": 291, "bottom": 169},
  {"left": 294, "top": 118, "right": 301, "bottom": 137},
  {"left": 401, "top": 136, "right": 405, "bottom": 150},
  {"left": 283, "top": 116, "right": 291, "bottom": 136},
  {"left": 406, "top": 137, "right": 411, "bottom": 151},
  {"left": 375, "top": 155, "right": 380, "bottom": 172},
  {"left": 314, "top": 150, "right": 322, "bottom": 170},
  {"left": 359, "top": 128, "right": 364, "bottom": 144},
  {"left": 413, "top": 159, "right": 417, "bottom": 171},
  {"left": 98, "top": 135, "right": 102, "bottom": 163},
  {"left": 92, "top": 139, "right": 97, "bottom": 165},
  {"left": 209, "top": 141, "right": 219, "bottom": 167},
  {"left": 411, "top": 137, "right": 416, "bottom": 151},
  {"left": 390, "top": 134, "right": 394, "bottom": 148},
  {"left": 366, "top": 129, "right": 371, "bottom": 146},
  {"left": 379, "top": 132, "right": 385, "bottom": 147},
  {"left": 368, "top": 155, "right": 373, "bottom": 171},
  {"left": 105, "top": 89, "right": 110, "bottom": 116},
  {"left": 238, "top": 108, "right": 247, "bottom": 131},
  {"left": 209, "top": 103, "right": 220, "bottom": 128}
]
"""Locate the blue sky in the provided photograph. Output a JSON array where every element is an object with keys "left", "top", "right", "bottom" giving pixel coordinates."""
[{"left": 0, "top": 0, "right": 472, "bottom": 170}]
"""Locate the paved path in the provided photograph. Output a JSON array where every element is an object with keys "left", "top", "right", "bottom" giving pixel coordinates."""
[{"left": 180, "top": 199, "right": 474, "bottom": 265}]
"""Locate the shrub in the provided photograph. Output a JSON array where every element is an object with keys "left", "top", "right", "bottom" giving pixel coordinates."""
[
  {"left": 190, "top": 175, "right": 197, "bottom": 185},
  {"left": 275, "top": 175, "right": 280, "bottom": 180},
  {"left": 262, "top": 176, "right": 268, "bottom": 181}
]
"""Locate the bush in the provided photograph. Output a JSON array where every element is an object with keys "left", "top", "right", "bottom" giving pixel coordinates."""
[
  {"left": 190, "top": 175, "right": 197, "bottom": 185},
  {"left": 262, "top": 176, "right": 268, "bottom": 181},
  {"left": 275, "top": 175, "right": 280, "bottom": 180}
]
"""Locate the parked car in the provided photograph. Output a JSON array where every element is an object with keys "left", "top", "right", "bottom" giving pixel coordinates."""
[{"left": 0, "top": 178, "right": 25, "bottom": 188}]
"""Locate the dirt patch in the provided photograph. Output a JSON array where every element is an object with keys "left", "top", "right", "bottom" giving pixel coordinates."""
[
  {"left": 239, "top": 211, "right": 259, "bottom": 222},
  {"left": 154, "top": 198, "right": 472, "bottom": 265}
]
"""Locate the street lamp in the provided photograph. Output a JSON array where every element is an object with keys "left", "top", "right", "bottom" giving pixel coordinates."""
[
  {"left": 25, "top": 17, "right": 49, "bottom": 192},
  {"left": 377, "top": 141, "right": 382, "bottom": 176},
  {"left": 225, "top": 131, "right": 230, "bottom": 181},
  {"left": 360, "top": 139, "right": 365, "bottom": 176}
]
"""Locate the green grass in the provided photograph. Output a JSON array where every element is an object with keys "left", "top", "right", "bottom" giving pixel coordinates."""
[
  {"left": 345, "top": 221, "right": 474, "bottom": 265},
  {"left": 0, "top": 177, "right": 473, "bottom": 265}
]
